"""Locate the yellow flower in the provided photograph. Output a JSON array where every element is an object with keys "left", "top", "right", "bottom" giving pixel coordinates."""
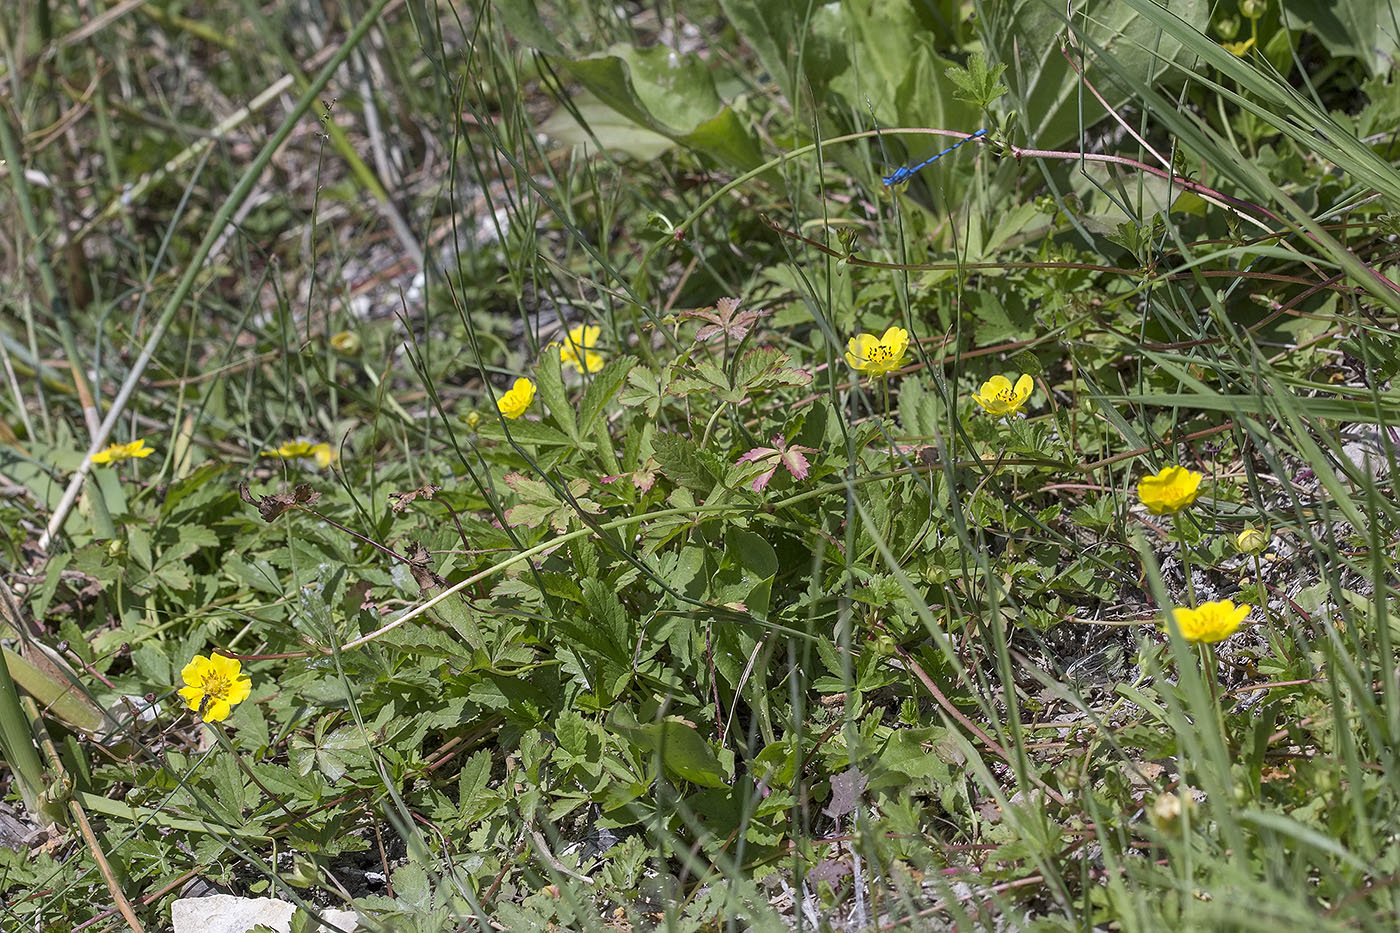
[
  {"left": 558, "top": 324, "right": 605, "bottom": 374},
  {"left": 496, "top": 378, "right": 536, "bottom": 419},
  {"left": 1235, "top": 525, "right": 1269, "bottom": 554},
  {"left": 971, "top": 374, "right": 1035, "bottom": 416},
  {"left": 1169, "top": 600, "right": 1251, "bottom": 644},
  {"left": 91, "top": 438, "right": 154, "bottom": 465},
  {"left": 177, "top": 653, "right": 252, "bottom": 723},
  {"left": 845, "top": 326, "right": 910, "bottom": 376},
  {"left": 330, "top": 331, "right": 361, "bottom": 355},
  {"left": 1222, "top": 36, "right": 1255, "bottom": 56},
  {"left": 262, "top": 440, "right": 336, "bottom": 469},
  {"left": 1137, "top": 465, "right": 1203, "bottom": 514}
]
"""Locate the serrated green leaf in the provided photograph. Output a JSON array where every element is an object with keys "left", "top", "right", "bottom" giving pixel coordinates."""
[
  {"left": 651, "top": 432, "right": 720, "bottom": 494},
  {"left": 166, "top": 524, "right": 219, "bottom": 560},
  {"left": 736, "top": 346, "right": 811, "bottom": 393},
  {"left": 479, "top": 417, "right": 591, "bottom": 450},
  {"left": 153, "top": 561, "right": 193, "bottom": 592},
  {"left": 503, "top": 502, "right": 555, "bottom": 530},
  {"left": 580, "top": 355, "right": 635, "bottom": 433},
  {"left": 535, "top": 350, "right": 577, "bottom": 441},
  {"left": 582, "top": 577, "right": 631, "bottom": 659},
  {"left": 619, "top": 366, "right": 665, "bottom": 417}
]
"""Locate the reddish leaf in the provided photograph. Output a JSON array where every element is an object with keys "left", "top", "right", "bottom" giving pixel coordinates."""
[
  {"left": 683, "top": 296, "right": 768, "bottom": 343},
  {"left": 734, "top": 435, "right": 817, "bottom": 492}
]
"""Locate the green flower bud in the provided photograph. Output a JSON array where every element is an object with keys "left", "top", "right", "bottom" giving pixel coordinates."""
[{"left": 1235, "top": 525, "right": 1269, "bottom": 554}]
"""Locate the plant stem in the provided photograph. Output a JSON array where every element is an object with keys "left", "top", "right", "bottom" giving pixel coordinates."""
[
  {"left": 1199, "top": 642, "right": 1218, "bottom": 703},
  {"left": 881, "top": 375, "right": 894, "bottom": 468},
  {"left": 1252, "top": 552, "right": 1284, "bottom": 658},
  {"left": 1198, "top": 642, "right": 1228, "bottom": 747},
  {"left": 1176, "top": 516, "right": 1197, "bottom": 606}
]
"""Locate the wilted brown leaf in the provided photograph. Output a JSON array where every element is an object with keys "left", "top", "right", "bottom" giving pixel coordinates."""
[
  {"left": 389, "top": 483, "right": 440, "bottom": 513},
  {"left": 238, "top": 483, "right": 320, "bottom": 521}
]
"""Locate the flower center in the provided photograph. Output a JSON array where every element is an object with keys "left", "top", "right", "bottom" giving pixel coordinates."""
[
  {"left": 201, "top": 672, "right": 230, "bottom": 700},
  {"left": 868, "top": 345, "right": 892, "bottom": 362},
  {"left": 997, "top": 389, "right": 1014, "bottom": 401}
]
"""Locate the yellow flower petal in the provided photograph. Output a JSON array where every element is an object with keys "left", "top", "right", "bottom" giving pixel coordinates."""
[
  {"left": 496, "top": 377, "right": 537, "bottom": 419},
  {"left": 263, "top": 440, "right": 335, "bottom": 468},
  {"left": 180, "top": 655, "right": 211, "bottom": 688},
  {"left": 226, "top": 675, "right": 253, "bottom": 707},
  {"left": 845, "top": 327, "right": 909, "bottom": 376},
  {"left": 1012, "top": 373, "right": 1034, "bottom": 401},
  {"left": 1169, "top": 600, "right": 1251, "bottom": 644},
  {"left": 91, "top": 439, "right": 155, "bottom": 465},
  {"left": 1222, "top": 36, "right": 1255, "bottom": 56},
  {"left": 178, "top": 653, "right": 252, "bottom": 723},
  {"left": 567, "top": 324, "right": 599, "bottom": 349},
  {"left": 1137, "top": 465, "right": 1203, "bottom": 514},
  {"left": 330, "top": 331, "right": 361, "bottom": 355},
  {"left": 971, "top": 373, "right": 1034, "bottom": 415},
  {"left": 560, "top": 325, "right": 605, "bottom": 373}
]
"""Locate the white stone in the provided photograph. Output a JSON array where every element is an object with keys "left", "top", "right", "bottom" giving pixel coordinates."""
[{"left": 171, "top": 894, "right": 359, "bottom": 933}]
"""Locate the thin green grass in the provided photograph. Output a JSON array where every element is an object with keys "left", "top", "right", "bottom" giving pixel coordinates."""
[{"left": 2, "top": 0, "right": 1400, "bottom": 930}]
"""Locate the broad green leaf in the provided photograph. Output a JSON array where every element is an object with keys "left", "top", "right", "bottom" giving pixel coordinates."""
[
  {"left": 713, "top": 528, "right": 777, "bottom": 620},
  {"left": 825, "top": 0, "right": 980, "bottom": 140},
  {"left": 986, "top": 0, "right": 1208, "bottom": 150},
  {"left": 1288, "top": 0, "right": 1400, "bottom": 77},
  {"left": 539, "top": 93, "right": 675, "bottom": 160},
  {"left": 565, "top": 45, "right": 764, "bottom": 171},
  {"left": 612, "top": 708, "right": 727, "bottom": 788},
  {"left": 652, "top": 719, "right": 726, "bottom": 788},
  {"left": 160, "top": 461, "right": 232, "bottom": 516},
  {"left": 495, "top": 0, "right": 764, "bottom": 171}
]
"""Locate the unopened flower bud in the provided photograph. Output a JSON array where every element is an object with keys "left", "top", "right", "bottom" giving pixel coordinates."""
[{"left": 1235, "top": 525, "right": 1269, "bottom": 554}]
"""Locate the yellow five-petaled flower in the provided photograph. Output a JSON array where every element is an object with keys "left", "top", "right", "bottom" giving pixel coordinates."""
[
  {"left": 845, "top": 326, "right": 910, "bottom": 377},
  {"left": 1137, "top": 465, "right": 1203, "bottom": 514},
  {"left": 262, "top": 440, "right": 336, "bottom": 469},
  {"left": 558, "top": 324, "right": 605, "bottom": 374},
  {"left": 178, "top": 653, "right": 253, "bottom": 723},
  {"left": 91, "top": 438, "right": 155, "bottom": 465},
  {"left": 971, "top": 374, "right": 1035, "bottom": 416},
  {"left": 1169, "top": 599, "right": 1251, "bottom": 644},
  {"left": 496, "top": 377, "right": 536, "bottom": 419}
]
